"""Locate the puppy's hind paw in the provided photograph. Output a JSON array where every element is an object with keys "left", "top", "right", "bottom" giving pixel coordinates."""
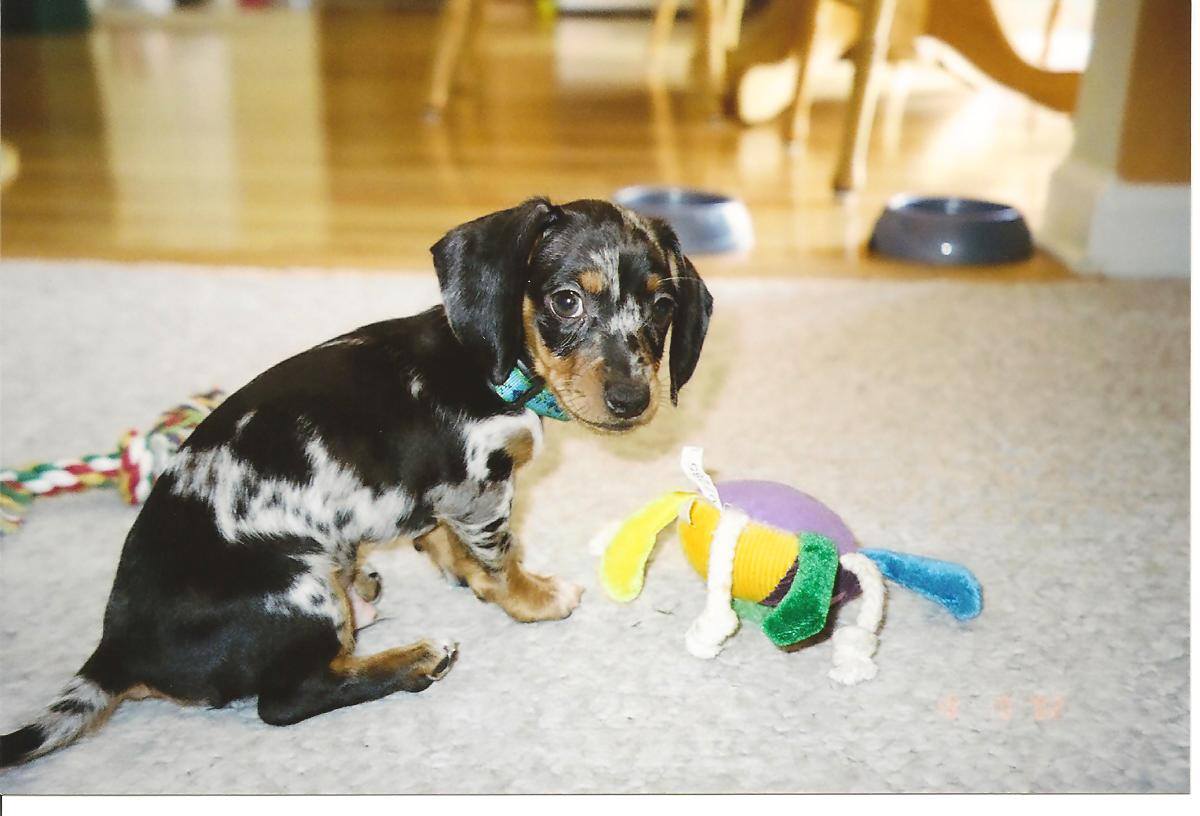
[
  {"left": 354, "top": 562, "right": 383, "bottom": 603},
  {"left": 424, "top": 638, "right": 459, "bottom": 681},
  {"left": 405, "top": 638, "right": 456, "bottom": 691},
  {"left": 394, "top": 638, "right": 459, "bottom": 693}
]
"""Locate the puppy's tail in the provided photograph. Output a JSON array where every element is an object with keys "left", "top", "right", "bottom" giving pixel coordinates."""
[{"left": 1, "top": 647, "right": 125, "bottom": 768}]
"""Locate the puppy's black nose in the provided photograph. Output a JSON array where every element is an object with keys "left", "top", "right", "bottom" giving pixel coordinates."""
[{"left": 604, "top": 380, "right": 650, "bottom": 419}]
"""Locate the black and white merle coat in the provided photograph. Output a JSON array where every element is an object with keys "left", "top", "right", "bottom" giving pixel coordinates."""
[{"left": 0, "top": 198, "right": 712, "bottom": 766}]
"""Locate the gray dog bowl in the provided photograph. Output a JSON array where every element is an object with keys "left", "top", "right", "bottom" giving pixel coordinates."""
[
  {"left": 614, "top": 185, "right": 755, "bottom": 255},
  {"left": 869, "top": 195, "right": 1033, "bottom": 265}
]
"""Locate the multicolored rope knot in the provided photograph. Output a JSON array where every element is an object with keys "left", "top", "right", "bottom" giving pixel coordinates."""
[{"left": 0, "top": 390, "right": 224, "bottom": 536}]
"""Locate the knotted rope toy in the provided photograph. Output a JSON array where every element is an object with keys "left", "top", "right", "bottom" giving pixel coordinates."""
[
  {"left": 596, "top": 447, "right": 983, "bottom": 685},
  {"left": 1, "top": 390, "right": 224, "bottom": 535}
]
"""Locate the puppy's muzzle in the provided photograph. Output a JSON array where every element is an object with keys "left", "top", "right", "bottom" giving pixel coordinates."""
[{"left": 603, "top": 376, "right": 651, "bottom": 420}]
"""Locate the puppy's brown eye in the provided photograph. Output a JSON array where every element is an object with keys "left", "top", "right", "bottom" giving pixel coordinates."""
[
  {"left": 653, "top": 295, "right": 675, "bottom": 320},
  {"left": 548, "top": 289, "right": 584, "bottom": 319}
]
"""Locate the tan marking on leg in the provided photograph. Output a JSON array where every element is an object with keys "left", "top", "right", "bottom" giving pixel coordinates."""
[
  {"left": 119, "top": 683, "right": 198, "bottom": 725},
  {"left": 419, "top": 525, "right": 582, "bottom": 622},
  {"left": 352, "top": 536, "right": 406, "bottom": 568},
  {"left": 329, "top": 640, "right": 453, "bottom": 683},
  {"left": 121, "top": 684, "right": 156, "bottom": 701},
  {"left": 504, "top": 430, "right": 536, "bottom": 469},
  {"left": 416, "top": 525, "right": 492, "bottom": 590},
  {"left": 121, "top": 684, "right": 193, "bottom": 707},
  {"left": 327, "top": 573, "right": 358, "bottom": 654}
]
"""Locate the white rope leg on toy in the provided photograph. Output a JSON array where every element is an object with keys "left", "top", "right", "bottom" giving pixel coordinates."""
[
  {"left": 685, "top": 507, "right": 748, "bottom": 659},
  {"left": 828, "top": 552, "right": 886, "bottom": 685}
]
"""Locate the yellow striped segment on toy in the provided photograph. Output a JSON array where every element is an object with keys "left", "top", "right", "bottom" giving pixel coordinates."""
[
  {"left": 678, "top": 498, "right": 801, "bottom": 604},
  {"left": 600, "top": 490, "right": 808, "bottom": 607}
]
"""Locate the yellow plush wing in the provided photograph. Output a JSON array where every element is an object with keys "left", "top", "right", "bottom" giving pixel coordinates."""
[{"left": 600, "top": 490, "right": 695, "bottom": 602}]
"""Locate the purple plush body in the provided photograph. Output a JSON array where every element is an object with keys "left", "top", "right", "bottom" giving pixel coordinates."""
[{"left": 716, "top": 480, "right": 862, "bottom": 605}]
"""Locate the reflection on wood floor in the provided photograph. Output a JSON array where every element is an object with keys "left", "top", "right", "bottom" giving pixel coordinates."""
[{"left": 0, "top": 3, "right": 1076, "bottom": 278}]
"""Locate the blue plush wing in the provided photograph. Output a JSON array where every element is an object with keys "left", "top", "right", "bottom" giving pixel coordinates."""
[{"left": 858, "top": 549, "right": 983, "bottom": 620}]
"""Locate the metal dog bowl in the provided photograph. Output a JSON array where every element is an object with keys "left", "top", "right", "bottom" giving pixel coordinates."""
[
  {"left": 613, "top": 185, "right": 755, "bottom": 255},
  {"left": 869, "top": 195, "right": 1033, "bottom": 265}
]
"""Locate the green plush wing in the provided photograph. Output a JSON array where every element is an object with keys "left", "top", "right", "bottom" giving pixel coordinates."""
[{"left": 757, "top": 532, "right": 840, "bottom": 647}]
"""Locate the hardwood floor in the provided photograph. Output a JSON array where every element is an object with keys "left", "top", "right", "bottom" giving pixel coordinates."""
[{"left": 0, "top": 3, "right": 1075, "bottom": 279}]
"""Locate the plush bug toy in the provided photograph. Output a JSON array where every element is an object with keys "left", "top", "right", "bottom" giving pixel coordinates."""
[{"left": 597, "top": 448, "right": 982, "bottom": 684}]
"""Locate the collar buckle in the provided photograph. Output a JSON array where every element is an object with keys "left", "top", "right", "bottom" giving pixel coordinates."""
[{"left": 491, "top": 363, "right": 569, "bottom": 422}]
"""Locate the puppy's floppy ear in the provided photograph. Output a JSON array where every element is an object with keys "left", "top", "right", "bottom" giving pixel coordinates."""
[
  {"left": 668, "top": 254, "right": 713, "bottom": 404},
  {"left": 650, "top": 218, "right": 714, "bottom": 404},
  {"left": 432, "top": 197, "right": 562, "bottom": 384}
]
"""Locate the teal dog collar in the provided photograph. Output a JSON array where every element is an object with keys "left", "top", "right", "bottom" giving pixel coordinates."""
[{"left": 491, "top": 364, "right": 569, "bottom": 421}]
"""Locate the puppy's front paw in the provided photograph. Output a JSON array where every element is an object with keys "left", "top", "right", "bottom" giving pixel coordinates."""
[
  {"left": 503, "top": 571, "right": 584, "bottom": 622},
  {"left": 549, "top": 577, "right": 585, "bottom": 618}
]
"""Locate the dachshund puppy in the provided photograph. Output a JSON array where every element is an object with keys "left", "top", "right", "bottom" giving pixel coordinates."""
[{"left": 0, "top": 198, "right": 712, "bottom": 766}]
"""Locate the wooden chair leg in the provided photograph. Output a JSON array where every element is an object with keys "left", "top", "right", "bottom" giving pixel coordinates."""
[
  {"left": 721, "top": 0, "right": 747, "bottom": 51},
  {"left": 694, "top": 0, "right": 727, "bottom": 115},
  {"left": 832, "top": 0, "right": 898, "bottom": 192},
  {"left": 456, "top": 0, "right": 487, "bottom": 89},
  {"left": 427, "top": 0, "right": 477, "bottom": 117},
  {"left": 649, "top": 0, "right": 682, "bottom": 78},
  {"left": 649, "top": 79, "right": 683, "bottom": 183},
  {"left": 728, "top": 0, "right": 836, "bottom": 127},
  {"left": 782, "top": 0, "right": 821, "bottom": 144},
  {"left": 923, "top": 0, "right": 1079, "bottom": 113}
]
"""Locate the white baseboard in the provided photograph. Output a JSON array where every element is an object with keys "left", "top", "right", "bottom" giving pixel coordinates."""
[{"left": 1039, "top": 157, "right": 1190, "bottom": 278}]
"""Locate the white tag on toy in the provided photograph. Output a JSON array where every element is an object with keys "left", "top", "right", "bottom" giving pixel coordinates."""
[{"left": 680, "top": 446, "right": 721, "bottom": 507}]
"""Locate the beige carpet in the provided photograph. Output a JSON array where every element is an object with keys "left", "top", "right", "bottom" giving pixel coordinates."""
[{"left": 0, "top": 259, "right": 1189, "bottom": 793}]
